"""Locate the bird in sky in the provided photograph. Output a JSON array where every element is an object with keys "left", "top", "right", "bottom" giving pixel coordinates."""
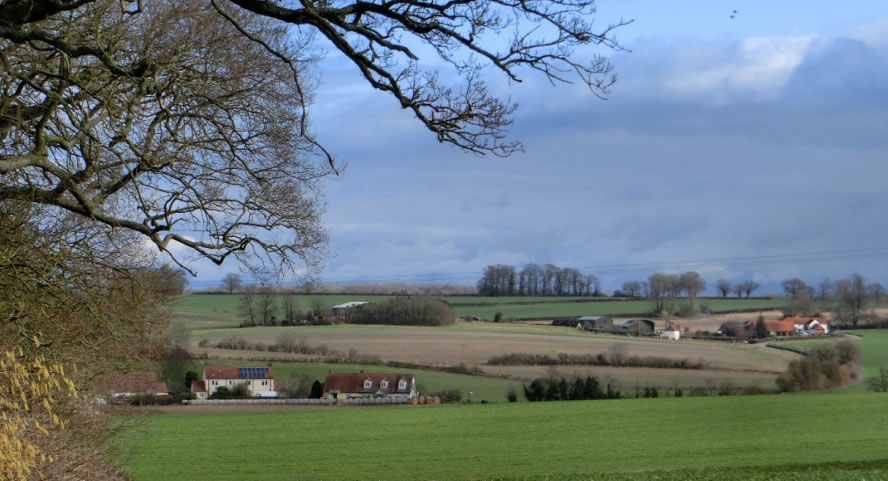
[{"left": 730, "top": 9, "right": 738, "bottom": 19}]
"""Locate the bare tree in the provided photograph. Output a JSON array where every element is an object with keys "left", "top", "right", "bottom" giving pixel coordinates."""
[
  {"left": 782, "top": 278, "right": 812, "bottom": 299},
  {"left": 621, "top": 281, "right": 642, "bottom": 297},
  {"left": 1, "top": 0, "right": 627, "bottom": 279},
  {"left": 281, "top": 295, "right": 299, "bottom": 324},
  {"left": 741, "top": 280, "right": 760, "bottom": 298},
  {"left": 835, "top": 274, "right": 868, "bottom": 327},
  {"left": 716, "top": 279, "right": 732, "bottom": 298},
  {"left": 818, "top": 278, "right": 834, "bottom": 301},
  {"left": 223, "top": 273, "right": 243, "bottom": 295},
  {"left": 648, "top": 273, "right": 678, "bottom": 315},
  {"left": 258, "top": 285, "right": 278, "bottom": 325},
  {"left": 679, "top": 271, "right": 706, "bottom": 317},
  {"left": 239, "top": 285, "right": 259, "bottom": 326},
  {"left": 732, "top": 283, "right": 745, "bottom": 299}
]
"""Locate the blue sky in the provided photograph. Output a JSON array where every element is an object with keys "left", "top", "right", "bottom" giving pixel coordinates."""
[{"left": 182, "top": 1, "right": 888, "bottom": 293}]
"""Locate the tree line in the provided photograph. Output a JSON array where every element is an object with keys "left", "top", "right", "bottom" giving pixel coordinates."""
[
  {"left": 477, "top": 264, "right": 601, "bottom": 297},
  {"left": 778, "top": 274, "right": 886, "bottom": 327}
]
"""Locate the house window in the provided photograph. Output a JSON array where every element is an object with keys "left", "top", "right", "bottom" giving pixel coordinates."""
[
  {"left": 398, "top": 379, "right": 407, "bottom": 390},
  {"left": 228, "top": 380, "right": 233, "bottom": 386},
  {"left": 363, "top": 379, "right": 372, "bottom": 389},
  {"left": 211, "top": 380, "right": 218, "bottom": 386},
  {"left": 380, "top": 380, "right": 388, "bottom": 389},
  {"left": 261, "top": 380, "right": 267, "bottom": 386}
]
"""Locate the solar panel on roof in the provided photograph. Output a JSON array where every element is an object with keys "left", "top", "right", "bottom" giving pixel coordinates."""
[{"left": 238, "top": 367, "right": 268, "bottom": 378}]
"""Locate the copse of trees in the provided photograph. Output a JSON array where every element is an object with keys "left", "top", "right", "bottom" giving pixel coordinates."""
[
  {"left": 776, "top": 341, "right": 861, "bottom": 392},
  {"left": 780, "top": 274, "right": 886, "bottom": 325},
  {"left": 523, "top": 376, "right": 620, "bottom": 402},
  {"left": 346, "top": 297, "right": 456, "bottom": 326},
  {"left": 478, "top": 264, "right": 600, "bottom": 297}
]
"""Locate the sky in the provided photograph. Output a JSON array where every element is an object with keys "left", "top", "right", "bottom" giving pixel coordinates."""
[{"left": 183, "top": 1, "right": 888, "bottom": 293}]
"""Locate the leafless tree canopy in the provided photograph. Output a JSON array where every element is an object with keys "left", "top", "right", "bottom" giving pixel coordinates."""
[{"left": 1, "top": 0, "right": 626, "bottom": 277}]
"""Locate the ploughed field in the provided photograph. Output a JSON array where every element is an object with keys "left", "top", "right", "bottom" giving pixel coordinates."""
[
  {"left": 120, "top": 392, "right": 888, "bottom": 481},
  {"left": 189, "top": 322, "right": 798, "bottom": 385}
]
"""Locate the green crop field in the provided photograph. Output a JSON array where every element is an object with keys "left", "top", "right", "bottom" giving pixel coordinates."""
[
  {"left": 171, "top": 294, "right": 787, "bottom": 329},
  {"left": 120, "top": 392, "right": 888, "bottom": 481}
]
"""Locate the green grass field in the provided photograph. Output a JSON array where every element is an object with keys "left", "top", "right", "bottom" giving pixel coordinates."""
[
  {"left": 194, "top": 360, "right": 522, "bottom": 402},
  {"left": 121, "top": 392, "right": 888, "bottom": 481},
  {"left": 171, "top": 294, "right": 787, "bottom": 328}
]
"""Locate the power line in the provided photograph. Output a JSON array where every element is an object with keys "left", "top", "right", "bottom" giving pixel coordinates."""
[{"left": 319, "top": 247, "right": 888, "bottom": 284}]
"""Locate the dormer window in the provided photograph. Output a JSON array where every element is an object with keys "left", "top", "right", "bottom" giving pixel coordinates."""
[
  {"left": 398, "top": 379, "right": 407, "bottom": 390},
  {"left": 363, "top": 379, "right": 372, "bottom": 389},
  {"left": 380, "top": 380, "right": 389, "bottom": 389}
]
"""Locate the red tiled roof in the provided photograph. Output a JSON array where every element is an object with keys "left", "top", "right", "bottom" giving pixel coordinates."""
[
  {"left": 203, "top": 364, "right": 274, "bottom": 380},
  {"left": 324, "top": 372, "right": 414, "bottom": 394},
  {"left": 765, "top": 319, "right": 796, "bottom": 333},
  {"left": 95, "top": 371, "right": 168, "bottom": 395},
  {"left": 191, "top": 380, "right": 206, "bottom": 393}
]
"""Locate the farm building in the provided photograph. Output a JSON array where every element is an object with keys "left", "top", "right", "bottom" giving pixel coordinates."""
[
  {"left": 578, "top": 316, "right": 614, "bottom": 331},
  {"left": 717, "top": 320, "right": 755, "bottom": 338},
  {"left": 94, "top": 371, "right": 169, "bottom": 401},
  {"left": 619, "top": 319, "right": 655, "bottom": 336},
  {"left": 765, "top": 319, "right": 796, "bottom": 337},
  {"left": 323, "top": 371, "right": 417, "bottom": 400},
  {"left": 782, "top": 316, "right": 830, "bottom": 336},
  {"left": 552, "top": 317, "right": 581, "bottom": 327},
  {"left": 331, "top": 301, "right": 370, "bottom": 320},
  {"left": 191, "top": 364, "right": 277, "bottom": 398},
  {"left": 660, "top": 328, "right": 681, "bottom": 340}
]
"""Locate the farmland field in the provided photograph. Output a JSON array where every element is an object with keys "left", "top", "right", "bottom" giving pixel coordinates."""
[
  {"left": 170, "top": 294, "right": 788, "bottom": 328},
  {"left": 189, "top": 322, "right": 798, "bottom": 374},
  {"left": 120, "top": 392, "right": 888, "bottom": 481}
]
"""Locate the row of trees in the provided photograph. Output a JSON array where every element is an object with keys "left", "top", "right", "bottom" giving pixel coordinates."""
[
  {"left": 477, "top": 264, "right": 600, "bottom": 297},
  {"left": 523, "top": 376, "right": 621, "bottom": 401},
  {"left": 781, "top": 274, "right": 886, "bottom": 326},
  {"left": 238, "top": 287, "right": 331, "bottom": 326}
]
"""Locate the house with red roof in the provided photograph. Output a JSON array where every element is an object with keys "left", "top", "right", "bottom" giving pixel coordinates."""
[
  {"left": 94, "top": 371, "right": 169, "bottom": 401},
  {"left": 323, "top": 371, "right": 417, "bottom": 400},
  {"left": 191, "top": 364, "right": 276, "bottom": 399},
  {"left": 764, "top": 319, "right": 796, "bottom": 337},
  {"left": 782, "top": 316, "right": 830, "bottom": 336}
]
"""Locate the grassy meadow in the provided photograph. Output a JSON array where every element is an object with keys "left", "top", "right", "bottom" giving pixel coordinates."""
[{"left": 121, "top": 392, "right": 888, "bottom": 481}]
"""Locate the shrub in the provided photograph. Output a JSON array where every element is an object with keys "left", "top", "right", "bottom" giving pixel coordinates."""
[
  {"left": 507, "top": 389, "right": 518, "bottom": 402},
  {"left": 430, "top": 389, "right": 463, "bottom": 403},
  {"left": 494, "top": 312, "right": 502, "bottom": 322},
  {"left": 867, "top": 367, "right": 888, "bottom": 393}
]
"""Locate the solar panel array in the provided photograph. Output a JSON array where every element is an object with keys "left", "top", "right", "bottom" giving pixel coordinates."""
[{"left": 238, "top": 367, "right": 269, "bottom": 378}]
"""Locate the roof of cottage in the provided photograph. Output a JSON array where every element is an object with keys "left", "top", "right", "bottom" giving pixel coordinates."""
[{"left": 323, "top": 372, "right": 414, "bottom": 394}]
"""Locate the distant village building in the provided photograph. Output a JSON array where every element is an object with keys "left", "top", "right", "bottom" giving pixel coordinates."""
[
  {"left": 323, "top": 371, "right": 417, "bottom": 400},
  {"left": 191, "top": 364, "right": 276, "bottom": 399},
  {"left": 717, "top": 316, "right": 830, "bottom": 338},
  {"left": 578, "top": 316, "right": 614, "bottom": 331},
  {"left": 619, "top": 319, "right": 655, "bottom": 336},
  {"left": 331, "top": 301, "right": 370, "bottom": 320},
  {"left": 660, "top": 327, "right": 682, "bottom": 340}
]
